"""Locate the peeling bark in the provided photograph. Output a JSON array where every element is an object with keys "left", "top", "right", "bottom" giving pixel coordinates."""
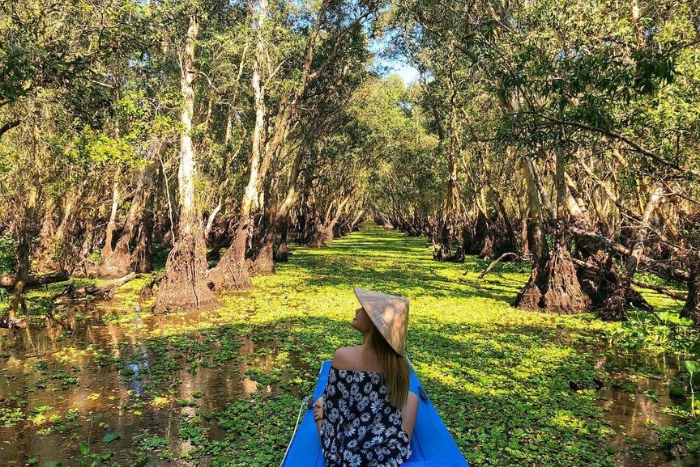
[{"left": 153, "top": 14, "right": 217, "bottom": 313}]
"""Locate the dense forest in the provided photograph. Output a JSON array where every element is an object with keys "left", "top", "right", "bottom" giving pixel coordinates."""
[
  {"left": 2, "top": 1, "right": 700, "bottom": 466},
  {"left": 2, "top": 0, "right": 698, "bottom": 326}
]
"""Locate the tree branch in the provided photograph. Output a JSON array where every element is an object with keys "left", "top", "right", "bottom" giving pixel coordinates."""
[
  {"left": 0, "top": 120, "right": 22, "bottom": 139},
  {"left": 527, "top": 112, "right": 700, "bottom": 179}
]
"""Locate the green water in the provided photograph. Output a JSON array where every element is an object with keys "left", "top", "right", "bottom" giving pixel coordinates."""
[{"left": 1, "top": 225, "right": 697, "bottom": 466}]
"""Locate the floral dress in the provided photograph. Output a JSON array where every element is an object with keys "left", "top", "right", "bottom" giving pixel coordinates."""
[{"left": 320, "top": 367, "right": 411, "bottom": 467}]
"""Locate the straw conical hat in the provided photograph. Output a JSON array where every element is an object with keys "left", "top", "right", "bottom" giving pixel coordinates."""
[{"left": 353, "top": 287, "right": 409, "bottom": 356}]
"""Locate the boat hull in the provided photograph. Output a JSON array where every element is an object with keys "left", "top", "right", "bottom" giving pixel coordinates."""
[{"left": 281, "top": 360, "right": 470, "bottom": 467}]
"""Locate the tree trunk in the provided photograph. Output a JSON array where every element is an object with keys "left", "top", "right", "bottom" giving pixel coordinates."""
[
  {"left": 599, "top": 184, "right": 663, "bottom": 320},
  {"left": 7, "top": 122, "right": 43, "bottom": 320},
  {"left": 54, "top": 273, "right": 136, "bottom": 302},
  {"left": 475, "top": 210, "right": 494, "bottom": 259},
  {"left": 275, "top": 218, "right": 289, "bottom": 262},
  {"left": 32, "top": 208, "right": 58, "bottom": 272},
  {"left": 101, "top": 173, "right": 120, "bottom": 258},
  {"left": 153, "top": 14, "right": 217, "bottom": 313},
  {"left": 437, "top": 38, "right": 459, "bottom": 261},
  {"left": 252, "top": 227, "right": 276, "bottom": 275},
  {"left": 513, "top": 153, "right": 590, "bottom": 314},
  {"left": 101, "top": 143, "right": 159, "bottom": 277},
  {"left": 681, "top": 261, "right": 700, "bottom": 327},
  {"left": 1, "top": 271, "right": 69, "bottom": 289},
  {"left": 520, "top": 208, "right": 530, "bottom": 259},
  {"left": 495, "top": 195, "right": 517, "bottom": 255},
  {"left": 207, "top": 1, "right": 270, "bottom": 291},
  {"left": 513, "top": 219, "right": 551, "bottom": 310},
  {"left": 9, "top": 231, "right": 32, "bottom": 319},
  {"left": 132, "top": 202, "right": 154, "bottom": 273},
  {"left": 306, "top": 196, "right": 326, "bottom": 248},
  {"left": 513, "top": 158, "right": 550, "bottom": 309}
]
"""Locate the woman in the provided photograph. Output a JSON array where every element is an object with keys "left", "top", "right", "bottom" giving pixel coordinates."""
[{"left": 314, "top": 287, "right": 419, "bottom": 467}]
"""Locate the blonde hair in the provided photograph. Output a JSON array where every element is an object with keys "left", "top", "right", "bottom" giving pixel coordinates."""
[{"left": 367, "top": 325, "right": 410, "bottom": 408}]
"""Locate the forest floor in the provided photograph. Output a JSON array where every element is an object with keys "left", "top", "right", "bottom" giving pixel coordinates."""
[{"left": 1, "top": 224, "right": 699, "bottom": 467}]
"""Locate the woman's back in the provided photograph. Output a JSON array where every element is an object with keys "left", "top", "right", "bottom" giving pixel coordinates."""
[
  {"left": 332, "top": 345, "right": 381, "bottom": 373},
  {"left": 320, "top": 363, "right": 411, "bottom": 467}
]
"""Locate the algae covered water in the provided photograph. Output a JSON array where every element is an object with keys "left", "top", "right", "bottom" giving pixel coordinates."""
[{"left": 1, "top": 227, "right": 698, "bottom": 466}]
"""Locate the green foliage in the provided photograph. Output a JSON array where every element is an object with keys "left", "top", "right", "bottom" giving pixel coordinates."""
[
  {"left": 0, "top": 407, "right": 24, "bottom": 427},
  {"left": 605, "top": 311, "right": 700, "bottom": 356},
  {"left": 0, "top": 235, "right": 15, "bottom": 274}
]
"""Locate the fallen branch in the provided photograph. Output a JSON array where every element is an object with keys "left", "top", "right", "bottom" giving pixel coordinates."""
[
  {"left": 570, "top": 257, "right": 687, "bottom": 301},
  {"left": 477, "top": 252, "right": 519, "bottom": 279},
  {"left": 0, "top": 271, "right": 69, "bottom": 289},
  {"left": 53, "top": 273, "right": 137, "bottom": 302}
]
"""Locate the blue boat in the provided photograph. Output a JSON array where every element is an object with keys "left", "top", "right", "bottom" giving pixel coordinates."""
[{"left": 280, "top": 360, "right": 470, "bottom": 467}]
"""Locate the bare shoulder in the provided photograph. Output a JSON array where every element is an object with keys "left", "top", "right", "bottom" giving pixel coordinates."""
[{"left": 331, "top": 346, "right": 359, "bottom": 369}]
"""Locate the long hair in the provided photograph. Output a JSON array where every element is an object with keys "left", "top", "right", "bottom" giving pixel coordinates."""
[{"left": 367, "top": 324, "right": 410, "bottom": 408}]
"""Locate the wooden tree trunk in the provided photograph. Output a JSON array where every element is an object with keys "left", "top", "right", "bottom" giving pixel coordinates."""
[
  {"left": 100, "top": 144, "right": 159, "bottom": 277},
  {"left": 513, "top": 153, "right": 590, "bottom": 314},
  {"left": 437, "top": 39, "right": 459, "bottom": 262},
  {"left": 32, "top": 209, "right": 56, "bottom": 272},
  {"left": 475, "top": 210, "right": 494, "bottom": 259},
  {"left": 6, "top": 123, "right": 43, "bottom": 321},
  {"left": 545, "top": 150, "right": 590, "bottom": 313},
  {"left": 520, "top": 208, "right": 530, "bottom": 259},
  {"left": 681, "top": 259, "right": 700, "bottom": 327},
  {"left": 101, "top": 174, "right": 121, "bottom": 258},
  {"left": 599, "top": 184, "right": 663, "bottom": 320},
  {"left": 207, "top": 1, "right": 270, "bottom": 291},
  {"left": 131, "top": 199, "right": 154, "bottom": 273},
  {"left": 495, "top": 195, "right": 517, "bottom": 255},
  {"left": 252, "top": 227, "right": 276, "bottom": 275},
  {"left": 275, "top": 219, "right": 289, "bottom": 262},
  {"left": 153, "top": 14, "right": 217, "bottom": 313},
  {"left": 9, "top": 229, "right": 32, "bottom": 319},
  {"left": 513, "top": 158, "right": 550, "bottom": 309}
]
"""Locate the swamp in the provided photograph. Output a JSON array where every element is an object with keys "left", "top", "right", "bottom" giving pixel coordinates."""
[
  {"left": 2, "top": 227, "right": 700, "bottom": 466},
  {"left": 1, "top": 0, "right": 700, "bottom": 466}
]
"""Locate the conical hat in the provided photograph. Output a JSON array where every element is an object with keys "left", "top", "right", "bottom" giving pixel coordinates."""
[{"left": 354, "top": 287, "right": 409, "bottom": 356}]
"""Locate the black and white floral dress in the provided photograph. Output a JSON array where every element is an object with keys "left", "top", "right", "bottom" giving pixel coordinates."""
[{"left": 320, "top": 367, "right": 411, "bottom": 467}]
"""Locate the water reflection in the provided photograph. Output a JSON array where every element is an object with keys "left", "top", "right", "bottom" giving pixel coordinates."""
[
  {"left": 0, "top": 304, "right": 301, "bottom": 466},
  {"left": 598, "top": 353, "right": 700, "bottom": 467}
]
